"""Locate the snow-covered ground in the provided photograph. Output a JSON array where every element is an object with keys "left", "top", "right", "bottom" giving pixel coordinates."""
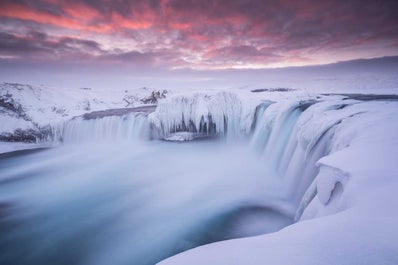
[
  {"left": 0, "top": 82, "right": 168, "bottom": 150},
  {"left": 0, "top": 82, "right": 168, "bottom": 126}
]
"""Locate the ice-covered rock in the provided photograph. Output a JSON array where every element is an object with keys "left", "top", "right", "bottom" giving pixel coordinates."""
[{"left": 149, "top": 90, "right": 260, "bottom": 140}]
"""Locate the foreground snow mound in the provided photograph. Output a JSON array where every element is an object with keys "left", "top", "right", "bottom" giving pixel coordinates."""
[
  {"left": 149, "top": 90, "right": 260, "bottom": 139},
  {"left": 159, "top": 99, "right": 398, "bottom": 265}
]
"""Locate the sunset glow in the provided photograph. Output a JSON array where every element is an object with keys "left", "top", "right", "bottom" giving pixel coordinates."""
[{"left": 0, "top": 0, "right": 397, "bottom": 71}]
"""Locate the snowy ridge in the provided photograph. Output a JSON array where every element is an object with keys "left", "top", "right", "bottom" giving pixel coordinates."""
[
  {"left": 149, "top": 90, "right": 260, "bottom": 139},
  {"left": 0, "top": 82, "right": 168, "bottom": 144}
]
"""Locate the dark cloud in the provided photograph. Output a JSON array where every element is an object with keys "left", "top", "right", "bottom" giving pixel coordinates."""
[
  {"left": 0, "top": 0, "right": 397, "bottom": 69},
  {"left": 0, "top": 32, "right": 48, "bottom": 54},
  {"left": 0, "top": 31, "right": 103, "bottom": 59}
]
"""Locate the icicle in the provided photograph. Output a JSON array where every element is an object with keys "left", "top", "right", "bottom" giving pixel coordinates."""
[{"left": 148, "top": 91, "right": 259, "bottom": 140}]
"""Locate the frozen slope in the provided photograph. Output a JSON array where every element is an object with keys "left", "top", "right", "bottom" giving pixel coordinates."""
[{"left": 159, "top": 98, "right": 398, "bottom": 265}]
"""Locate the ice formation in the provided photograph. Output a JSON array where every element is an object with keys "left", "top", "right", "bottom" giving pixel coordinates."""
[{"left": 148, "top": 91, "right": 260, "bottom": 139}]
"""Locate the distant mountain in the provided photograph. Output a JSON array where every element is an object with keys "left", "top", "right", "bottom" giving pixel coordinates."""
[
  {"left": 267, "top": 56, "right": 398, "bottom": 74},
  {"left": 334, "top": 55, "right": 398, "bottom": 66}
]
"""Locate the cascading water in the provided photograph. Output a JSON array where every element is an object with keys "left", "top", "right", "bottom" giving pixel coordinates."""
[
  {"left": 59, "top": 113, "right": 150, "bottom": 143},
  {"left": 54, "top": 107, "right": 154, "bottom": 144},
  {"left": 248, "top": 98, "right": 372, "bottom": 218},
  {"left": 1, "top": 91, "right": 393, "bottom": 265}
]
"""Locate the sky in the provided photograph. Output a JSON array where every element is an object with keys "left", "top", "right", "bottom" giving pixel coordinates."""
[{"left": 0, "top": 0, "right": 397, "bottom": 89}]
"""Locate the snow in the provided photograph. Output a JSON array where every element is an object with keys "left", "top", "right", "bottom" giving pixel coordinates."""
[
  {"left": 0, "top": 115, "right": 33, "bottom": 132},
  {"left": 0, "top": 83, "right": 168, "bottom": 135},
  {"left": 158, "top": 98, "right": 398, "bottom": 265}
]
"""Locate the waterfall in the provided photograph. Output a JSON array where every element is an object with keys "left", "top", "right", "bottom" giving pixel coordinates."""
[
  {"left": 48, "top": 92, "right": 390, "bottom": 223},
  {"left": 249, "top": 97, "right": 375, "bottom": 220},
  {"left": 58, "top": 112, "right": 151, "bottom": 144}
]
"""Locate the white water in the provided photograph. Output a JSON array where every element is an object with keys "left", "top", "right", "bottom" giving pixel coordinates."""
[
  {"left": 58, "top": 113, "right": 150, "bottom": 143},
  {"left": 0, "top": 141, "right": 291, "bottom": 265}
]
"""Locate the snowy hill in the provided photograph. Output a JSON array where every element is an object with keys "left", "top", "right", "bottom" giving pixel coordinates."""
[{"left": 0, "top": 82, "right": 168, "bottom": 143}]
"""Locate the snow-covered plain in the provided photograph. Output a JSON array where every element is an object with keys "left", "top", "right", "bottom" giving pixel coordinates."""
[{"left": 1, "top": 62, "right": 398, "bottom": 265}]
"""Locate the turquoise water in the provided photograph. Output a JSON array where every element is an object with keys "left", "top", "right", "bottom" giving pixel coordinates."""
[{"left": 0, "top": 140, "right": 291, "bottom": 265}]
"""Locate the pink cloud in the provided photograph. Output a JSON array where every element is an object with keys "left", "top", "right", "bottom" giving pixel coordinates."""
[{"left": 0, "top": 0, "right": 397, "bottom": 69}]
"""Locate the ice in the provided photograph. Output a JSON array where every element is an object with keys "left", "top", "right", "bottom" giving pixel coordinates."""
[
  {"left": 149, "top": 90, "right": 260, "bottom": 139},
  {"left": 164, "top": 132, "right": 197, "bottom": 141}
]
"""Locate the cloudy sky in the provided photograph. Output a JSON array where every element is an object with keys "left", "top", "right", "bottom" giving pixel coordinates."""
[{"left": 0, "top": 0, "right": 397, "bottom": 88}]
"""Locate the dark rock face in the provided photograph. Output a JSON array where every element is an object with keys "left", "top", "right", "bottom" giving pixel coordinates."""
[
  {"left": 251, "top": 88, "right": 295, "bottom": 93},
  {"left": 0, "top": 127, "right": 54, "bottom": 143},
  {"left": 0, "top": 89, "right": 49, "bottom": 143},
  {"left": 140, "top": 90, "right": 167, "bottom": 104},
  {"left": 0, "top": 94, "right": 31, "bottom": 121},
  {"left": 161, "top": 114, "right": 219, "bottom": 137},
  {"left": 322, "top": 93, "right": 398, "bottom": 101},
  {"left": 81, "top": 106, "right": 156, "bottom": 120},
  {"left": 298, "top": 100, "right": 318, "bottom": 111}
]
